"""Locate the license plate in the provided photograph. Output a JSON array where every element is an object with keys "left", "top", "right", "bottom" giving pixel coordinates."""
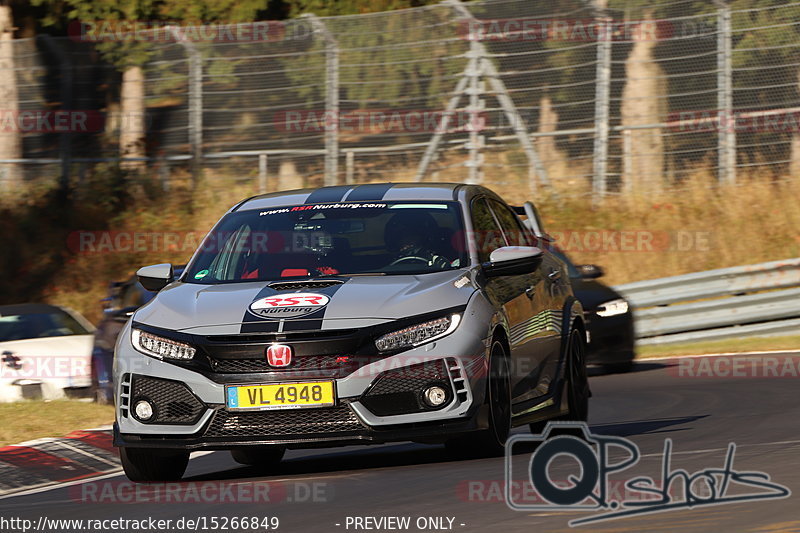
[{"left": 225, "top": 381, "right": 335, "bottom": 411}]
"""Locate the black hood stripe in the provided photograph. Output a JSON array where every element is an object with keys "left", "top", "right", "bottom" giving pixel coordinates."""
[
  {"left": 304, "top": 186, "right": 353, "bottom": 204},
  {"left": 300, "top": 183, "right": 395, "bottom": 206},
  {"left": 239, "top": 281, "right": 346, "bottom": 334},
  {"left": 344, "top": 183, "right": 394, "bottom": 201}
]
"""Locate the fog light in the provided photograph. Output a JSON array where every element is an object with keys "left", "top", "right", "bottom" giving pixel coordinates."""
[
  {"left": 423, "top": 385, "right": 448, "bottom": 407},
  {"left": 134, "top": 400, "right": 154, "bottom": 421}
]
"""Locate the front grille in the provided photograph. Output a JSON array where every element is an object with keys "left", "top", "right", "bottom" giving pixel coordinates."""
[
  {"left": 204, "top": 405, "right": 363, "bottom": 438},
  {"left": 268, "top": 280, "right": 344, "bottom": 291},
  {"left": 197, "top": 328, "right": 368, "bottom": 377},
  {"left": 360, "top": 359, "right": 452, "bottom": 416},
  {"left": 367, "top": 359, "right": 449, "bottom": 395},
  {"left": 210, "top": 355, "right": 338, "bottom": 373},
  {"left": 130, "top": 375, "right": 205, "bottom": 425}
]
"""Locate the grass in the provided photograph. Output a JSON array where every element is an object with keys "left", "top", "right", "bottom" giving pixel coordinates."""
[
  {"left": 0, "top": 401, "right": 115, "bottom": 447},
  {"left": 636, "top": 334, "right": 800, "bottom": 359}
]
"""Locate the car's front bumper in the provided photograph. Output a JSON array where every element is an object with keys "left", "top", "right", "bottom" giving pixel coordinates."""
[
  {"left": 113, "top": 408, "right": 484, "bottom": 450},
  {"left": 585, "top": 311, "right": 635, "bottom": 365},
  {"left": 113, "top": 307, "right": 493, "bottom": 450}
]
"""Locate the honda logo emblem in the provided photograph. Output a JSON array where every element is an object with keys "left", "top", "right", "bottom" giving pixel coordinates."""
[{"left": 266, "top": 344, "right": 292, "bottom": 367}]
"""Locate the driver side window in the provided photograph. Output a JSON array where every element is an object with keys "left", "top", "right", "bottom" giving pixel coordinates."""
[
  {"left": 471, "top": 198, "right": 505, "bottom": 263},
  {"left": 488, "top": 199, "right": 534, "bottom": 247}
]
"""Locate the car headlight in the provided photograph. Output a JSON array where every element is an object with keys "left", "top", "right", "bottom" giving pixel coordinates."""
[
  {"left": 596, "top": 298, "right": 629, "bottom": 317},
  {"left": 375, "top": 314, "right": 461, "bottom": 352},
  {"left": 131, "top": 328, "right": 196, "bottom": 360}
]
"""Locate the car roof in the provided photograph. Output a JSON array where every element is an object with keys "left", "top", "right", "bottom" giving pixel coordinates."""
[{"left": 233, "top": 182, "right": 493, "bottom": 212}]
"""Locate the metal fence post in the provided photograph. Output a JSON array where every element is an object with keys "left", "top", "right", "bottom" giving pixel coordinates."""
[
  {"left": 420, "top": 0, "right": 551, "bottom": 195},
  {"left": 305, "top": 15, "right": 339, "bottom": 186},
  {"left": 38, "top": 35, "right": 72, "bottom": 190},
  {"left": 414, "top": 75, "right": 469, "bottom": 182},
  {"left": 158, "top": 154, "right": 170, "bottom": 191},
  {"left": 170, "top": 27, "right": 203, "bottom": 189},
  {"left": 716, "top": 3, "right": 736, "bottom": 185},
  {"left": 465, "top": 42, "right": 485, "bottom": 184},
  {"left": 592, "top": 4, "right": 612, "bottom": 201},
  {"left": 258, "top": 153, "right": 268, "bottom": 194},
  {"left": 345, "top": 150, "right": 354, "bottom": 184}
]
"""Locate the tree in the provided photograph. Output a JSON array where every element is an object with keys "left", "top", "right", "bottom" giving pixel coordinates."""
[
  {"left": 33, "top": 0, "right": 273, "bottom": 171},
  {"left": 729, "top": 1, "right": 800, "bottom": 177},
  {"left": 0, "top": 5, "right": 22, "bottom": 191}
]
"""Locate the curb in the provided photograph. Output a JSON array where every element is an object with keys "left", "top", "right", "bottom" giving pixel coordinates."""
[
  {"left": 0, "top": 428, "right": 120, "bottom": 498},
  {"left": 636, "top": 348, "right": 800, "bottom": 362}
]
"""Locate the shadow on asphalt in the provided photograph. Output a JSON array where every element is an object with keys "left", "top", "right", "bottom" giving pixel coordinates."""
[
  {"left": 589, "top": 361, "right": 674, "bottom": 377},
  {"left": 182, "top": 357, "right": 695, "bottom": 483},
  {"left": 183, "top": 414, "right": 708, "bottom": 482},
  {"left": 494, "top": 415, "right": 711, "bottom": 460},
  {"left": 589, "top": 414, "right": 708, "bottom": 437},
  {"left": 183, "top": 442, "right": 460, "bottom": 481}
]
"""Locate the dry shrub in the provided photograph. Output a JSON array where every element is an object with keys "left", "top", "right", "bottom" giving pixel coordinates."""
[{"left": 14, "top": 161, "right": 800, "bottom": 322}]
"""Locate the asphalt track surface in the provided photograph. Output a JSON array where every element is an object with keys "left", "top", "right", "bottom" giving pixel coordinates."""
[{"left": 2, "top": 352, "right": 799, "bottom": 533}]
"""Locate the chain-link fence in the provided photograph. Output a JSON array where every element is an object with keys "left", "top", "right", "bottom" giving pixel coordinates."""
[{"left": 2, "top": 0, "right": 800, "bottom": 201}]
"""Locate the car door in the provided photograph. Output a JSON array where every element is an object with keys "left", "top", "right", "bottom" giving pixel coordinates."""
[
  {"left": 470, "top": 196, "right": 543, "bottom": 406},
  {"left": 487, "top": 198, "right": 566, "bottom": 403}
]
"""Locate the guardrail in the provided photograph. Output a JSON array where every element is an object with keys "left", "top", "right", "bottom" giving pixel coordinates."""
[{"left": 613, "top": 258, "right": 800, "bottom": 346}]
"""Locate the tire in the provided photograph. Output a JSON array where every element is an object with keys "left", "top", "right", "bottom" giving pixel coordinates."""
[
  {"left": 120, "top": 447, "right": 189, "bottom": 482},
  {"left": 529, "top": 327, "right": 590, "bottom": 434},
  {"left": 230, "top": 447, "right": 286, "bottom": 469},
  {"left": 446, "top": 339, "right": 511, "bottom": 458},
  {"left": 562, "top": 328, "right": 590, "bottom": 422}
]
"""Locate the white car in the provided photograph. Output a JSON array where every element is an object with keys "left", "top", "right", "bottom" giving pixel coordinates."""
[{"left": 0, "top": 303, "right": 95, "bottom": 402}]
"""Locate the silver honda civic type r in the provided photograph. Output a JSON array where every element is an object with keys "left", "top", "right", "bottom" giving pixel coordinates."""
[{"left": 114, "top": 182, "right": 589, "bottom": 481}]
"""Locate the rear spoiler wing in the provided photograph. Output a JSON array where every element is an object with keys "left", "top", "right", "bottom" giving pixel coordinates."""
[{"left": 512, "top": 201, "right": 553, "bottom": 242}]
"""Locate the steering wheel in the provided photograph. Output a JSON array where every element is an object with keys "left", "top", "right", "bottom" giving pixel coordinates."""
[{"left": 389, "top": 256, "right": 430, "bottom": 266}]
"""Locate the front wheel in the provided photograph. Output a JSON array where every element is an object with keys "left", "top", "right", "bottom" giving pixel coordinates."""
[
  {"left": 446, "top": 339, "right": 511, "bottom": 457},
  {"left": 562, "top": 328, "right": 590, "bottom": 422},
  {"left": 120, "top": 447, "right": 189, "bottom": 482},
  {"left": 529, "top": 327, "right": 589, "bottom": 434}
]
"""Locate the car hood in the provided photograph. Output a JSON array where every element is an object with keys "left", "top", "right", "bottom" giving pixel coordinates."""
[{"left": 133, "top": 270, "right": 476, "bottom": 333}]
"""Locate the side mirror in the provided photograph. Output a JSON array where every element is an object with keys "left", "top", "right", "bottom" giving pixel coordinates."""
[
  {"left": 577, "top": 264, "right": 604, "bottom": 279},
  {"left": 483, "top": 246, "right": 543, "bottom": 277},
  {"left": 136, "top": 263, "right": 174, "bottom": 292}
]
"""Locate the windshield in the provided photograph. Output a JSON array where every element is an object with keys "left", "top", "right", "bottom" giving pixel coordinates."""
[
  {"left": 0, "top": 309, "right": 91, "bottom": 342},
  {"left": 184, "top": 201, "right": 468, "bottom": 283}
]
